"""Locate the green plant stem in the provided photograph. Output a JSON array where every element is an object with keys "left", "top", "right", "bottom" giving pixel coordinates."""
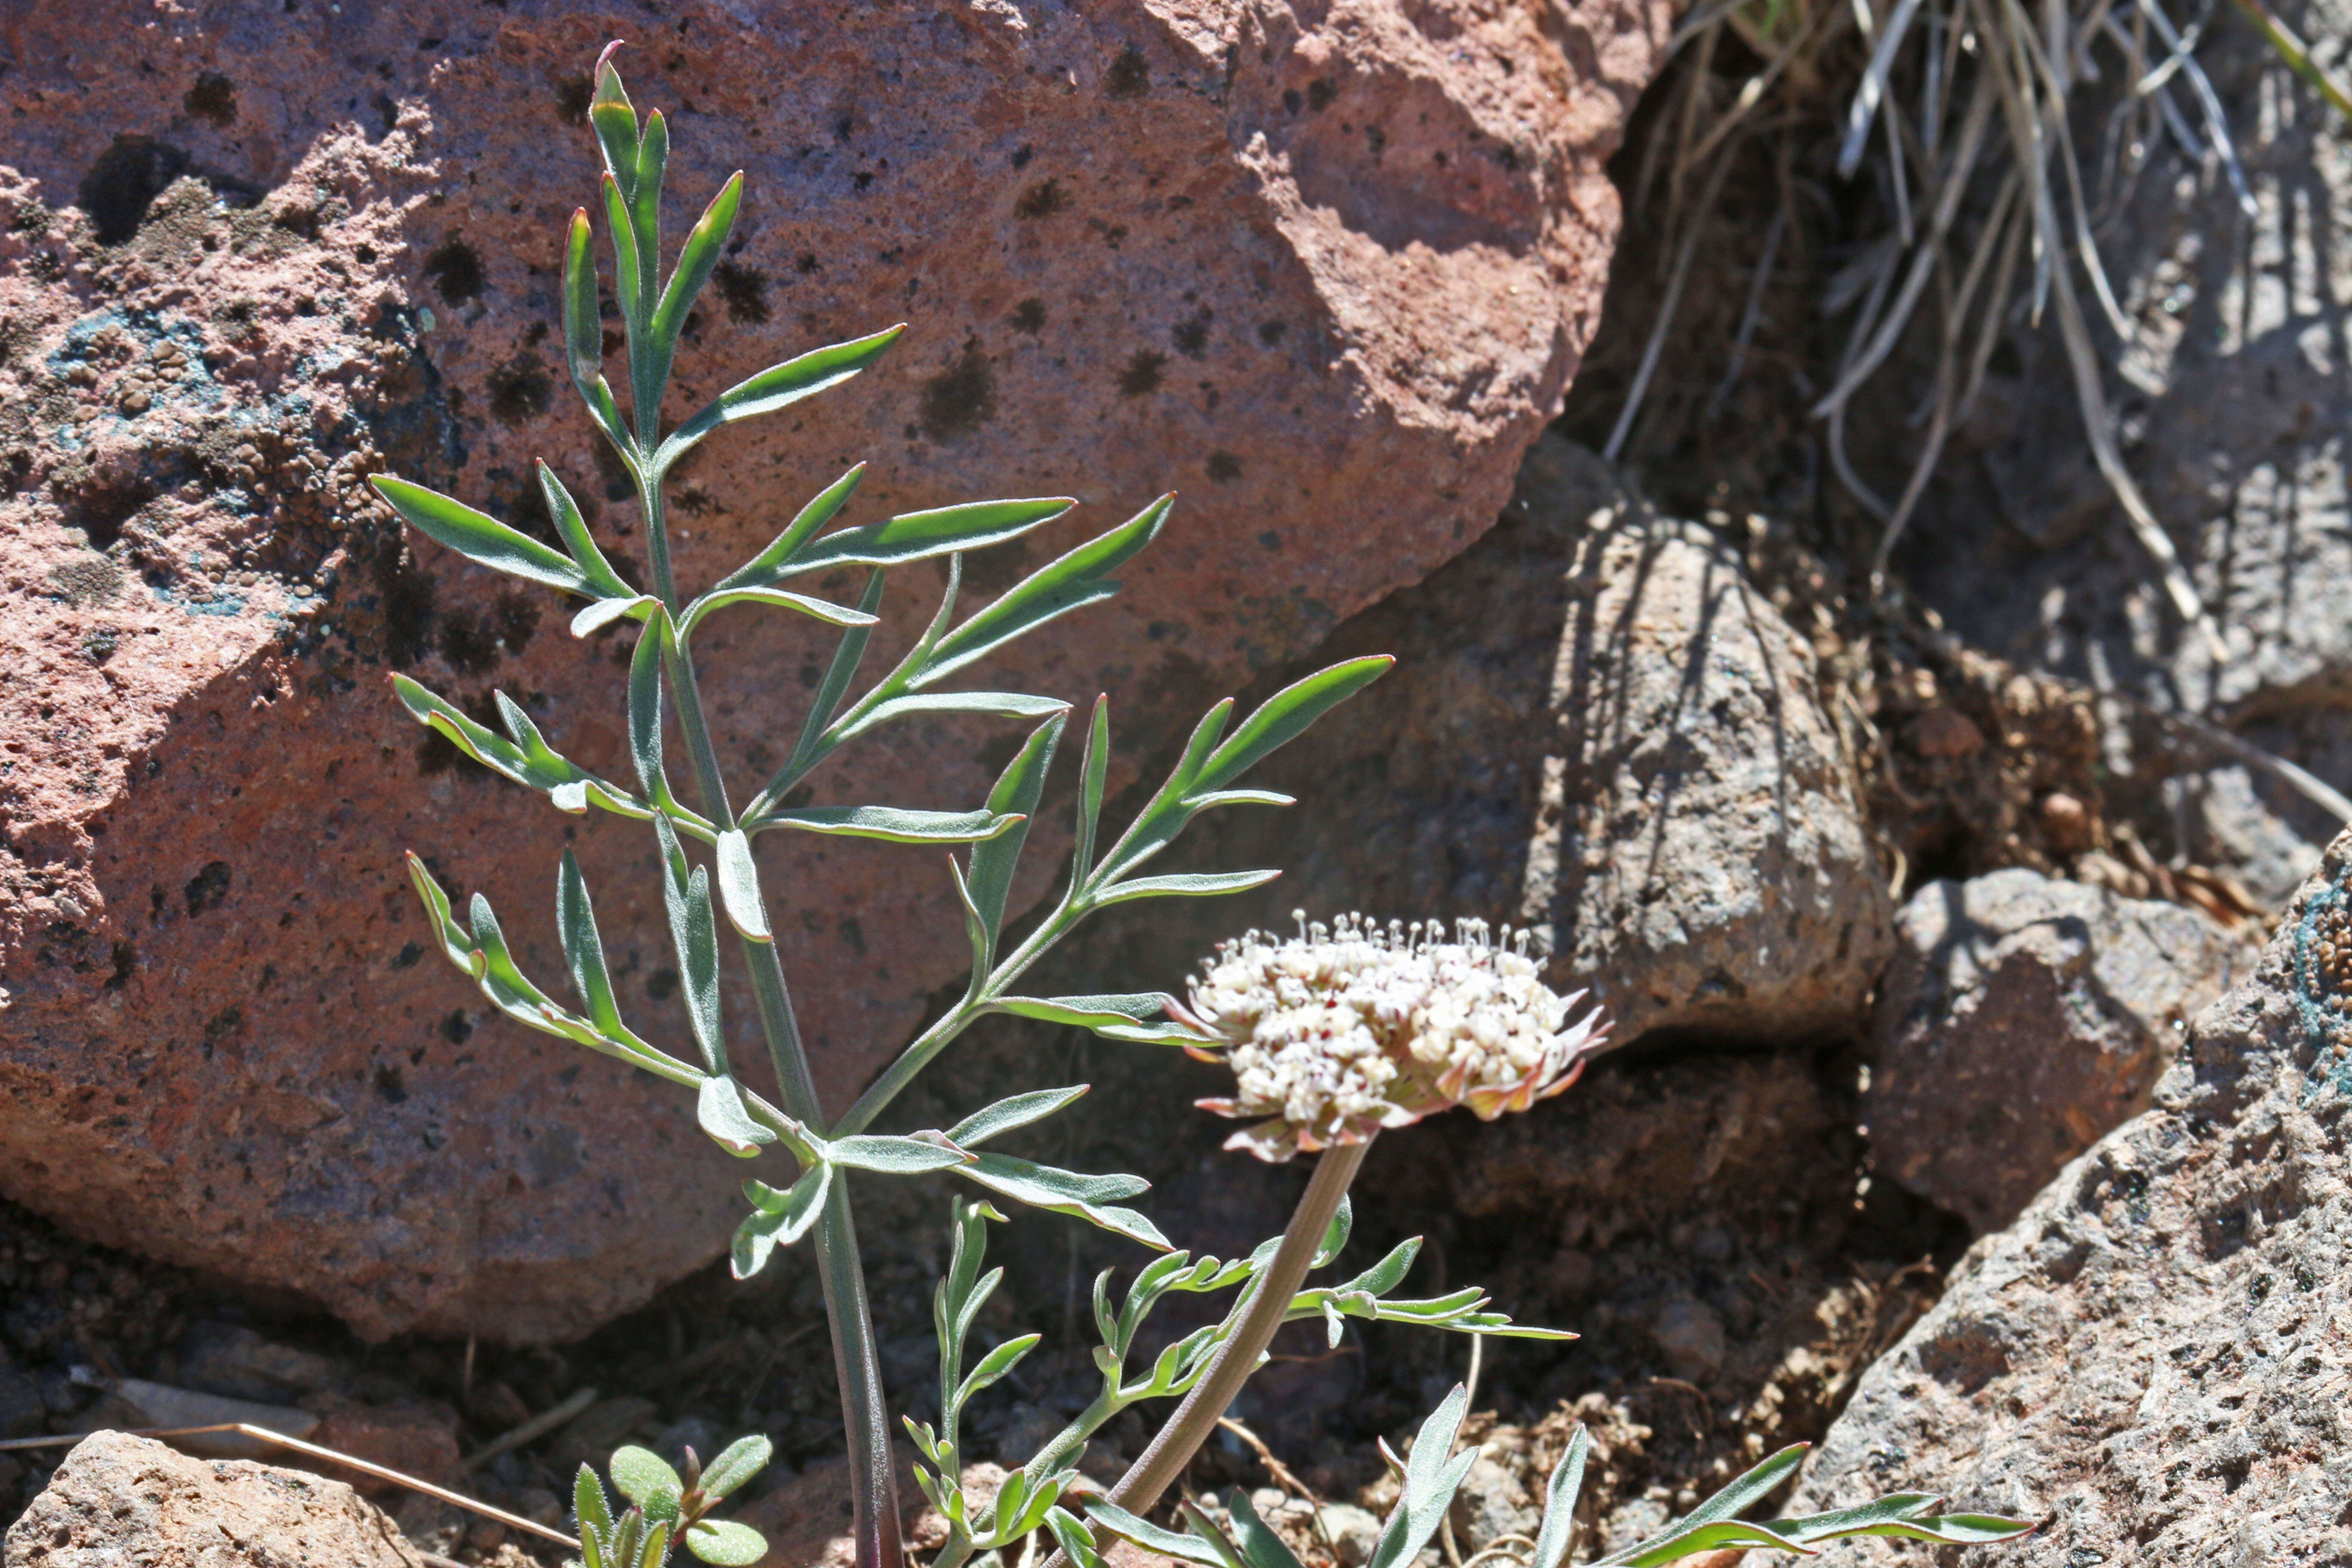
[
  {"left": 1100, "top": 1138, "right": 1370, "bottom": 1517},
  {"left": 645, "top": 475, "right": 901, "bottom": 1568},
  {"left": 2229, "top": 0, "right": 2352, "bottom": 122}
]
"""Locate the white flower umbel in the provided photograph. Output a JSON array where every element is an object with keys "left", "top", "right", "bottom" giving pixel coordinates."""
[{"left": 1174, "top": 913, "right": 1609, "bottom": 1161}]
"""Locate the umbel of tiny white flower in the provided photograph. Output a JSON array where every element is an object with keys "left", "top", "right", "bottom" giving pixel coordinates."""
[{"left": 1170, "top": 912, "right": 1610, "bottom": 1162}]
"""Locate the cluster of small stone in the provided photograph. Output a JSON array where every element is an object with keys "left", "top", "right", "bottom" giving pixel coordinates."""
[{"left": 1176, "top": 913, "right": 1609, "bottom": 1160}]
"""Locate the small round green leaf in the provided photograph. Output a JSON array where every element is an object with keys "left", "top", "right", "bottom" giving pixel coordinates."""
[
  {"left": 685, "top": 1519, "right": 768, "bottom": 1566},
  {"left": 608, "top": 1445, "right": 682, "bottom": 1507}
]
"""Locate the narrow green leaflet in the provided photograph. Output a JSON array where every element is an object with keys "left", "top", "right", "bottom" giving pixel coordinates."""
[
  {"left": 660, "top": 330, "right": 905, "bottom": 472},
  {"left": 1087, "top": 1502, "right": 1231, "bottom": 1568},
  {"left": 919, "top": 495, "right": 1173, "bottom": 686},
  {"left": 750, "top": 805, "right": 1022, "bottom": 844},
  {"left": 536, "top": 460, "right": 635, "bottom": 599},
  {"left": 575, "top": 1465, "right": 614, "bottom": 1548},
  {"left": 714, "top": 829, "right": 771, "bottom": 943},
  {"left": 654, "top": 815, "right": 726, "bottom": 1073},
  {"left": 954, "top": 1152, "right": 1169, "bottom": 1249},
  {"left": 370, "top": 475, "right": 593, "bottom": 596},
  {"left": 648, "top": 171, "right": 742, "bottom": 383},
  {"left": 678, "top": 585, "right": 877, "bottom": 638},
  {"left": 1531, "top": 1425, "right": 1590, "bottom": 1568},
  {"left": 1776, "top": 1495, "right": 2039, "bottom": 1548},
  {"left": 957, "top": 1332, "right": 1040, "bottom": 1407},
  {"left": 405, "top": 851, "right": 481, "bottom": 974},
  {"left": 698, "top": 1075, "right": 775, "bottom": 1158},
  {"left": 831, "top": 690, "right": 1069, "bottom": 744},
  {"left": 391, "top": 675, "right": 655, "bottom": 827},
  {"left": 733, "top": 1162, "right": 831, "bottom": 1277},
  {"left": 1093, "top": 870, "right": 1283, "bottom": 905},
  {"left": 1190, "top": 656, "right": 1394, "bottom": 798},
  {"left": 827, "top": 1134, "right": 973, "bottom": 1176},
  {"left": 1047, "top": 1507, "right": 1105, "bottom": 1568},
  {"left": 683, "top": 1520, "right": 767, "bottom": 1567},
  {"left": 965, "top": 714, "right": 1063, "bottom": 946},
  {"left": 1224, "top": 1491, "right": 1310, "bottom": 1568},
  {"left": 558, "top": 210, "right": 631, "bottom": 458},
  {"left": 945, "top": 1086, "right": 1088, "bottom": 1147},
  {"left": 573, "top": 592, "right": 663, "bottom": 639},
  {"left": 787, "top": 496, "right": 1074, "bottom": 576},
  {"left": 710, "top": 463, "right": 867, "bottom": 594},
  {"left": 989, "top": 992, "right": 1204, "bottom": 1044},
  {"left": 556, "top": 849, "right": 651, "bottom": 1053}
]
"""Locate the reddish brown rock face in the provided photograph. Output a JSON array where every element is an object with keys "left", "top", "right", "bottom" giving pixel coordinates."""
[{"left": 0, "top": 1, "right": 1666, "bottom": 1340}]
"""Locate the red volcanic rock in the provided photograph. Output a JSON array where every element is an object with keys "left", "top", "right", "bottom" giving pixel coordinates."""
[{"left": 0, "top": 1, "right": 1667, "bottom": 1339}]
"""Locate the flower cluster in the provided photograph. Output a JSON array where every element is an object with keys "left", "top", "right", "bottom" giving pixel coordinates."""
[{"left": 1173, "top": 913, "right": 1610, "bottom": 1161}]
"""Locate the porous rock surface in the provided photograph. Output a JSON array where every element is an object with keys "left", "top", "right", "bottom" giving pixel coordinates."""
[
  {"left": 3, "top": 1429, "right": 422, "bottom": 1568},
  {"left": 0, "top": 1, "right": 1668, "bottom": 1340},
  {"left": 1789, "top": 827, "right": 2352, "bottom": 1565},
  {"left": 1034, "top": 434, "right": 1892, "bottom": 1051},
  {"left": 1870, "top": 867, "right": 2257, "bottom": 1234}
]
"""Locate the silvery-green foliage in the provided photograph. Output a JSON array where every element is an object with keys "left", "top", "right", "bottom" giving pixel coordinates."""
[
  {"left": 371, "top": 42, "right": 1385, "bottom": 1256},
  {"left": 371, "top": 41, "right": 1391, "bottom": 1567},
  {"left": 1064, "top": 1389, "right": 2036, "bottom": 1568},
  {"left": 572, "top": 1436, "right": 773, "bottom": 1568}
]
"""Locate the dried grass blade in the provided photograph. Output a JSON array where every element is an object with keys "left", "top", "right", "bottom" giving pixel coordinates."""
[
  {"left": 1607, "top": 147, "right": 1742, "bottom": 462},
  {"left": 1841, "top": 0, "right": 1930, "bottom": 175}
]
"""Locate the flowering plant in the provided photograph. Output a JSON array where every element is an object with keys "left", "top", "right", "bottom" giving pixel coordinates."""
[{"left": 373, "top": 43, "right": 2036, "bottom": 1568}]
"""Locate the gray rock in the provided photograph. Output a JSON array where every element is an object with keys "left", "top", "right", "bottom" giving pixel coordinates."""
[
  {"left": 1788, "top": 827, "right": 2352, "bottom": 1565},
  {"left": 1650, "top": 1297, "right": 1727, "bottom": 1382},
  {"left": 1870, "top": 867, "right": 2258, "bottom": 1233},
  {"left": 175, "top": 1321, "right": 343, "bottom": 1403},
  {"left": 1525, "top": 445, "right": 1895, "bottom": 1043},
  {"left": 1047, "top": 435, "right": 1892, "bottom": 1054},
  {"left": 1449, "top": 1454, "right": 1538, "bottom": 1553},
  {"left": 1317, "top": 1502, "right": 1384, "bottom": 1567},
  {"left": 5, "top": 1428, "right": 422, "bottom": 1568}
]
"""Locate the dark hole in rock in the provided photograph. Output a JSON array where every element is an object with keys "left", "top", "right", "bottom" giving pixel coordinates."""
[
  {"left": 1117, "top": 349, "right": 1165, "bottom": 396},
  {"left": 422, "top": 237, "right": 484, "bottom": 303},
  {"left": 184, "top": 861, "right": 232, "bottom": 918},
  {"left": 919, "top": 340, "right": 995, "bottom": 441},
  {"left": 1014, "top": 179, "right": 1069, "bottom": 220},
  {"left": 1008, "top": 297, "right": 1045, "bottom": 334},
  {"left": 184, "top": 73, "right": 237, "bottom": 126},
  {"left": 1104, "top": 45, "right": 1151, "bottom": 99},
  {"left": 79, "top": 136, "right": 192, "bottom": 245},
  {"left": 485, "top": 357, "right": 551, "bottom": 424},
  {"left": 710, "top": 261, "right": 769, "bottom": 325},
  {"left": 645, "top": 966, "right": 680, "bottom": 1001}
]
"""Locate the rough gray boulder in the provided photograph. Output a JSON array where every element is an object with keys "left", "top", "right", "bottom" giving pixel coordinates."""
[
  {"left": 1789, "top": 826, "right": 2352, "bottom": 1565},
  {"left": 1870, "top": 867, "right": 2258, "bottom": 1234},
  {"left": 1051, "top": 434, "right": 1893, "bottom": 1051},
  {"left": 4, "top": 1429, "right": 422, "bottom": 1568}
]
